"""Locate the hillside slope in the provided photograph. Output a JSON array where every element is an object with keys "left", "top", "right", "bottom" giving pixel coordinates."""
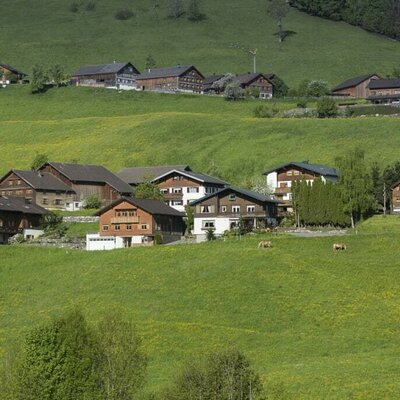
[
  {"left": 1, "top": 0, "right": 399, "bottom": 86},
  {"left": 0, "top": 87, "right": 399, "bottom": 183},
  {"left": 1, "top": 217, "right": 400, "bottom": 398}
]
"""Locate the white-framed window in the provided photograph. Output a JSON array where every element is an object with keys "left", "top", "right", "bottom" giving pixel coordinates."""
[
  {"left": 287, "top": 171, "right": 293, "bottom": 176},
  {"left": 141, "top": 224, "right": 148, "bottom": 230},
  {"left": 173, "top": 188, "right": 182, "bottom": 194},
  {"left": 160, "top": 188, "right": 169, "bottom": 194},
  {"left": 202, "top": 220, "right": 215, "bottom": 229},
  {"left": 172, "top": 200, "right": 183, "bottom": 206},
  {"left": 294, "top": 170, "right": 300, "bottom": 176},
  {"left": 229, "top": 194, "right": 236, "bottom": 201},
  {"left": 200, "top": 205, "right": 214, "bottom": 213},
  {"left": 115, "top": 225, "right": 121, "bottom": 231},
  {"left": 126, "top": 225, "right": 132, "bottom": 230},
  {"left": 247, "top": 205, "right": 255, "bottom": 213},
  {"left": 172, "top": 175, "right": 183, "bottom": 181},
  {"left": 232, "top": 206, "right": 240, "bottom": 213},
  {"left": 102, "top": 225, "right": 109, "bottom": 231},
  {"left": 221, "top": 206, "right": 227, "bottom": 213},
  {"left": 187, "top": 187, "right": 199, "bottom": 193}
]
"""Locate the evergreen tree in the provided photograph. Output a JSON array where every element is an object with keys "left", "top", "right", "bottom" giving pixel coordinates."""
[{"left": 187, "top": 0, "right": 206, "bottom": 21}]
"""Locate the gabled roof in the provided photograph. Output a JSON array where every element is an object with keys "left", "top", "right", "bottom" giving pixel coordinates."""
[
  {"left": 263, "top": 162, "right": 338, "bottom": 178},
  {"left": 95, "top": 196, "right": 185, "bottom": 217},
  {"left": 117, "top": 165, "right": 192, "bottom": 186},
  {"left": 5, "top": 170, "right": 75, "bottom": 192},
  {"left": 136, "top": 65, "right": 204, "bottom": 80},
  {"left": 152, "top": 169, "right": 228, "bottom": 186},
  {"left": 190, "top": 186, "right": 280, "bottom": 206},
  {"left": 0, "top": 196, "right": 48, "bottom": 215},
  {"left": 332, "top": 74, "right": 380, "bottom": 91},
  {"left": 203, "top": 74, "right": 225, "bottom": 86},
  {"left": 42, "top": 162, "right": 132, "bottom": 194},
  {"left": 235, "top": 73, "right": 273, "bottom": 86},
  {"left": 367, "top": 79, "right": 400, "bottom": 90},
  {"left": 0, "top": 63, "right": 27, "bottom": 76},
  {"left": 72, "top": 62, "right": 139, "bottom": 77}
]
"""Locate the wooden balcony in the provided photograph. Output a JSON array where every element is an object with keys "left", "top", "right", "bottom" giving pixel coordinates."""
[
  {"left": 111, "top": 216, "right": 140, "bottom": 224},
  {"left": 274, "top": 187, "right": 291, "bottom": 194}
]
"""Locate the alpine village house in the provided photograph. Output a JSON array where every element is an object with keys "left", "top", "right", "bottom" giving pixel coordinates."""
[
  {"left": 191, "top": 186, "right": 280, "bottom": 239},
  {"left": 87, "top": 197, "right": 184, "bottom": 250},
  {"left": 71, "top": 62, "right": 140, "bottom": 90},
  {"left": 263, "top": 161, "right": 339, "bottom": 213},
  {"left": 0, "top": 196, "right": 47, "bottom": 244}
]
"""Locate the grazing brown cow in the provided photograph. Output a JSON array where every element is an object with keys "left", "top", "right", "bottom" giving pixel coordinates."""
[
  {"left": 333, "top": 243, "right": 347, "bottom": 252},
  {"left": 258, "top": 240, "right": 272, "bottom": 248}
]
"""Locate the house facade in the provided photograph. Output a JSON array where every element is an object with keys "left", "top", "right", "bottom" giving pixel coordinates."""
[
  {"left": 392, "top": 182, "right": 400, "bottom": 213},
  {"left": 332, "top": 74, "right": 381, "bottom": 98},
  {"left": 71, "top": 62, "right": 140, "bottom": 90},
  {"left": 0, "top": 63, "right": 27, "bottom": 83},
  {"left": 87, "top": 197, "right": 184, "bottom": 250},
  {"left": 235, "top": 73, "right": 274, "bottom": 99},
  {"left": 367, "top": 79, "right": 400, "bottom": 104},
  {"left": 40, "top": 162, "right": 132, "bottom": 209},
  {"left": 191, "top": 186, "right": 279, "bottom": 240},
  {"left": 263, "top": 162, "right": 338, "bottom": 213},
  {"left": 136, "top": 65, "right": 204, "bottom": 93},
  {"left": 0, "top": 170, "right": 76, "bottom": 211},
  {"left": 0, "top": 196, "right": 47, "bottom": 243},
  {"left": 152, "top": 170, "right": 228, "bottom": 212}
]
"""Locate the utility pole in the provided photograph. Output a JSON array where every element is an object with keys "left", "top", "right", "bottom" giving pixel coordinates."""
[{"left": 230, "top": 43, "right": 258, "bottom": 73}]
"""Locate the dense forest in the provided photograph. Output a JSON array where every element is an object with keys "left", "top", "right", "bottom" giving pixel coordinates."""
[{"left": 290, "top": 0, "right": 400, "bottom": 40}]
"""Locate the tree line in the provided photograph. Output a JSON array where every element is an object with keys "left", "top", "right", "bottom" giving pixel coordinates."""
[
  {"left": 0, "top": 309, "right": 269, "bottom": 400},
  {"left": 291, "top": 149, "right": 400, "bottom": 229},
  {"left": 289, "top": 0, "right": 400, "bottom": 40}
]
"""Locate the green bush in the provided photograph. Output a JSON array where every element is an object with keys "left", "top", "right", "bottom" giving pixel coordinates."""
[
  {"left": 244, "top": 87, "right": 261, "bottom": 99},
  {"left": 154, "top": 234, "right": 162, "bottom": 245},
  {"left": 115, "top": 9, "right": 134, "bottom": 20},
  {"left": 297, "top": 99, "right": 308, "bottom": 108},
  {"left": 84, "top": 194, "right": 101, "bottom": 209},
  {"left": 316, "top": 97, "right": 338, "bottom": 118},
  {"left": 206, "top": 229, "right": 216, "bottom": 241},
  {"left": 253, "top": 105, "right": 279, "bottom": 118}
]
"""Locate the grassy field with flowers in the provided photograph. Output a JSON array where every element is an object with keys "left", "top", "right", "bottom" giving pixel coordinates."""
[
  {"left": 1, "top": 216, "right": 400, "bottom": 398},
  {"left": 1, "top": 86, "right": 400, "bottom": 186}
]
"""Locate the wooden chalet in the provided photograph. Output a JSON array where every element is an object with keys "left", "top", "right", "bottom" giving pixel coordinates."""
[
  {"left": 117, "top": 165, "right": 192, "bottom": 187},
  {"left": 39, "top": 162, "right": 132, "bottom": 208},
  {"left": 191, "top": 186, "right": 279, "bottom": 239},
  {"left": 0, "top": 196, "right": 47, "bottom": 244},
  {"left": 263, "top": 161, "right": 338, "bottom": 213},
  {"left": 202, "top": 74, "right": 226, "bottom": 94},
  {"left": 87, "top": 197, "right": 184, "bottom": 250},
  {"left": 71, "top": 62, "right": 140, "bottom": 90},
  {"left": 0, "top": 63, "right": 28, "bottom": 83},
  {"left": 0, "top": 170, "right": 76, "bottom": 210},
  {"left": 235, "top": 73, "right": 274, "bottom": 99},
  {"left": 152, "top": 169, "right": 228, "bottom": 212},
  {"left": 331, "top": 74, "right": 381, "bottom": 98},
  {"left": 367, "top": 79, "right": 400, "bottom": 104},
  {"left": 136, "top": 65, "right": 204, "bottom": 93}
]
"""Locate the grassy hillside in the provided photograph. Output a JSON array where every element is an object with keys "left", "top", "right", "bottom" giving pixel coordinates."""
[
  {"left": 0, "top": 86, "right": 399, "bottom": 183},
  {"left": 1, "top": 0, "right": 399, "bottom": 86},
  {"left": 2, "top": 216, "right": 400, "bottom": 398}
]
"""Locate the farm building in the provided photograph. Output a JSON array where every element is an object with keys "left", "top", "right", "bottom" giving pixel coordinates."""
[
  {"left": 0, "top": 196, "right": 47, "bottom": 244},
  {"left": 367, "top": 79, "right": 400, "bottom": 104},
  {"left": 0, "top": 63, "right": 28, "bottom": 83},
  {"left": 87, "top": 197, "right": 184, "bottom": 250},
  {"left": 331, "top": 74, "right": 381, "bottom": 98},
  {"left": 39, "top": 162, "right": 132, "bottom": 209},
  {"left": 71, "top": 62, "right": 140, "bottom": 90},
  {"left": 235, "top": 73, "right": 274, "bottom": 99},
  {"left": 191, "top": 186, "right": 279, "bottom": 240},
  {"left": 136, "top": 65, "right": 204, "bottom": 93},
  {"left": 0, "top": 170, "right": 76, "bottom": 211}
]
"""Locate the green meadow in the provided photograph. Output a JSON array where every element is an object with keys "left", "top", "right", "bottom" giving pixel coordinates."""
[
  {"left": 1, "top": 216, "right": 400, "bottom": 398},
  {"left": 1, "top": 0, "right": 399, "bottom": 86},
  {"left": 0, "top": 86, "right": 399, "bottom": 184}
]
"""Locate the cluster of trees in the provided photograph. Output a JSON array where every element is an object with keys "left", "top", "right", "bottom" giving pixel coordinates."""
[
  {"left": 31, "top": 64, "right": 69, "bottom": 94},
  {"left": 292, "top": 179, "right": 349, "bottom": 227},
  {"left": 290, "top": 0, "right": 400, "bottom": 40},
  {"left": 292, "top": 150, "right": 377, "bottom": 228},
  {"left": 0, "top": 310, "right": 266, "bottom": 400},
  {"left": 167, "top": 0, "right": 206, "bottom": 21},
  {"left": 372, "top": 160, "right": 400, "bottom": 211}
]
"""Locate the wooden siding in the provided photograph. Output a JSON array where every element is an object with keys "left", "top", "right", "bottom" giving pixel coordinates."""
[
  {"left": 242, "top": 76, "right": 273, "bottom": 95},
  {"left": 0, "top": 210, "right": 42, "bottom": 235},
  {"left": 333, "top": 75, "right": 380, "bottom": 98}
]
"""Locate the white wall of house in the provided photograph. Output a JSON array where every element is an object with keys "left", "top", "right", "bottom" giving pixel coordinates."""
[
  {"left": 266, "top": 172, "right": 278, "bottom": 189},
  {"left": 23, "top": 229, "right": 44, "bottom": 240},
  {"left": 193, "top": 217, "right": 238, "bottom": 237},
  {"left": 65, "top": 200, "right": 83, "bottom": 211},
  {"left": 164, "top": 186, "right": 220, "bottom": 212},
  {"left": 86, "top": 234, "right": 123, "bottom": 251}
]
